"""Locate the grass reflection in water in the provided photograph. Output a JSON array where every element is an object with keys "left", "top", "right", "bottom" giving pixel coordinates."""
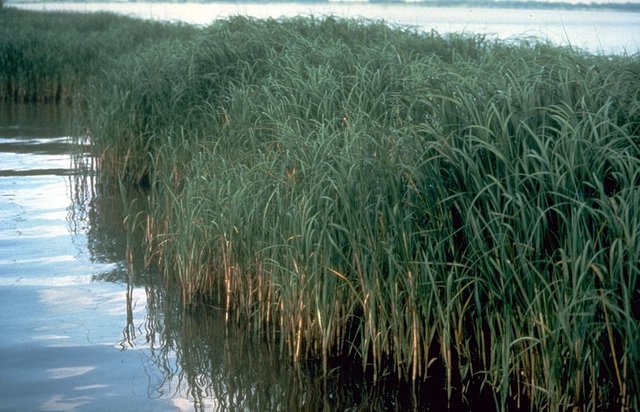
[{"left": 78, "top": 171, "right": 426, "bottom": 411}]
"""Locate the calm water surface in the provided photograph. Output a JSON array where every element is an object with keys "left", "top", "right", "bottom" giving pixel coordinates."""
[
  {"left": 0, "top": 105, "right": 432, "bottom": 411},
  {"left": 11, "top": 1, "right": 640, "bottom": 54},
  {"left": 0, "top": 104, "right": 177, "bottom": 410}
]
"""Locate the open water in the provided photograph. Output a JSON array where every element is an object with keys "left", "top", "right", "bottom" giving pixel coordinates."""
[{"left": 0, "top": 104, "right": 182, "bottom": 410}]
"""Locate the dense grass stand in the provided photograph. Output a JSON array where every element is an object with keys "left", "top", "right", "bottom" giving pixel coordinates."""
[{"left": 3, "top": 9, "right": 639, "bottom": 410}]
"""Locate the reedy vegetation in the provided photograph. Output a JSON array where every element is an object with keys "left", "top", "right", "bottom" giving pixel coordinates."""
[
  {"left": 5, "top": 10, "right": 639, "bottom": 409},
  {"left": 85, "top": 17, "right": 639, "bottom": 409},
  {"left": 0, "top": 9, "right": 197, "bottom": 102}
]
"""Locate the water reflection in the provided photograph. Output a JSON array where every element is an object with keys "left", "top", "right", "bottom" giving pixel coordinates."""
[
  {"left": 74, "top": 177, "right": 316, "bottom": 410},
  {"left": 1, "top": 103, "right": 175, "bottom": 411},
  {"left": 0, "top": 103, "right": 71, "bottom": 137}
]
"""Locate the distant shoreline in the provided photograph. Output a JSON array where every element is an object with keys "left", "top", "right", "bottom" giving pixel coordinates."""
[
  {"left": 7, "top": 0, "right": 639, "bottom": 54},
  {"left": 6, "top": 0, "right": 640, "bottom": 13}
]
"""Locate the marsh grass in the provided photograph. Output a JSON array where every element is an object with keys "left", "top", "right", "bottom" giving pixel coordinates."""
[
  {"left": 0, "top": 8, "right": 197, "bottom": 102},
  {"left": 53, "top": 12, "right": 640, "bottom": 410}
]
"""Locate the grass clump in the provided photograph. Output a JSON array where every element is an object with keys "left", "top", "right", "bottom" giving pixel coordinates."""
[
  {"left": 0, "top": 8, "right": 197, "bottom": 102},
  {"left": 75, "top": 14, "right": 640, "bottom": 410}
]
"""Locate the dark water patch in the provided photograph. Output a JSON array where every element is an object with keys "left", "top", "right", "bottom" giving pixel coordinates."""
[
  {"left": 0, "top": 136, "right": 71, "bottom": 155},
  {"left": 0, "top": 168, "right": 72, "bottom": 177},
  {"left": 0, "top": 143, "right": 71, "bottom": 176},
  {"left": 0, "top": 103, "right": 70, "bottom": 137}
]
